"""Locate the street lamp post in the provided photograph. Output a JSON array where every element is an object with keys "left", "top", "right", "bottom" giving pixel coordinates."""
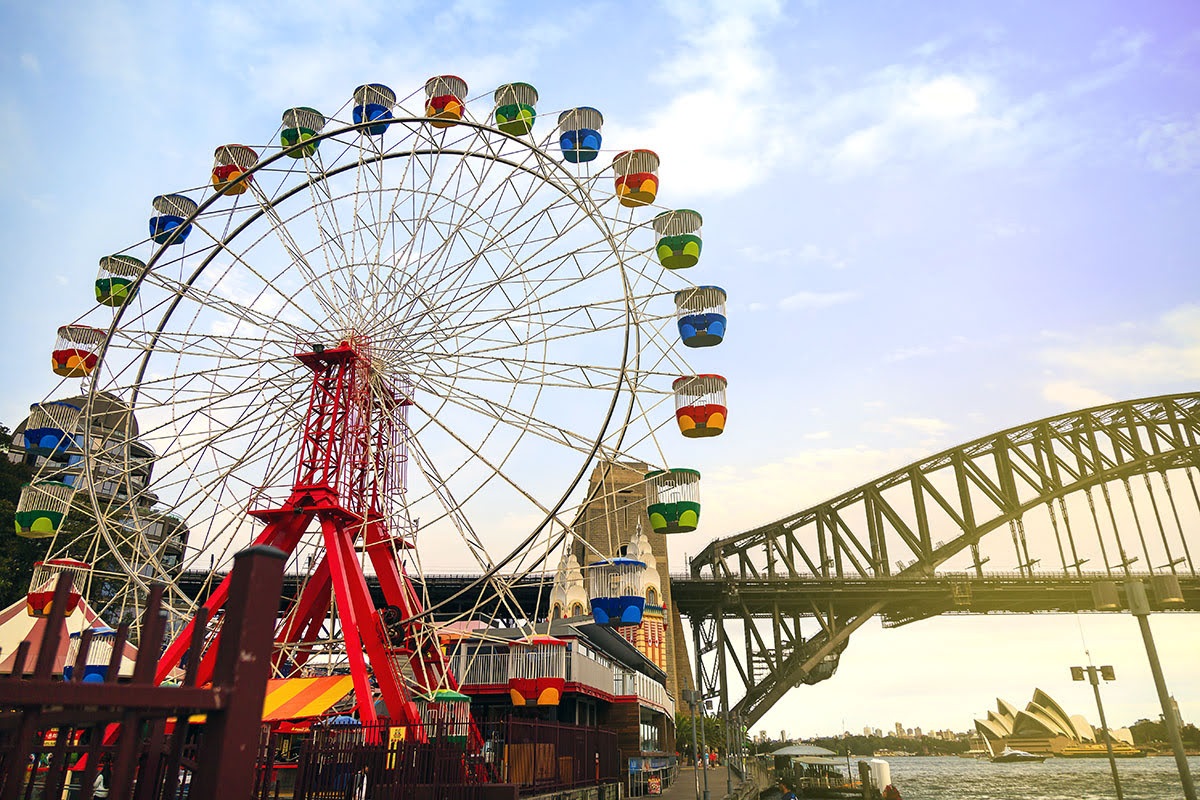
[
  {"left": 685, "top": 690, "right": 702, "bottom": 800},
  {"left": 1071, "top": 664, "right": 1123, "bottom": 800},
  {"left": 1124, "top": 579, "right": 1196, "bottom": 800}
]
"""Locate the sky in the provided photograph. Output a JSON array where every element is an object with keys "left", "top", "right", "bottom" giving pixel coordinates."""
[{"left": 2, "top": 0, "right": 1199, "bottom": 736}]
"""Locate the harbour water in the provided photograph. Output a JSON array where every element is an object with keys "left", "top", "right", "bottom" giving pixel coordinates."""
[{"left": 884, "top": 754, "right": 1200, "bottom": 799}]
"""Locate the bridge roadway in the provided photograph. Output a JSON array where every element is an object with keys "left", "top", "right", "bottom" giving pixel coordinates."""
[{"left": 175, "top": 570, "right": 1199, "bottom": 624}]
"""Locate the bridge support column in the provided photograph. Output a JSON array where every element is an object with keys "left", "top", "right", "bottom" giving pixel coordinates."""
[{"left": 715, "top": 607, "right": 732, "bottom": 795}]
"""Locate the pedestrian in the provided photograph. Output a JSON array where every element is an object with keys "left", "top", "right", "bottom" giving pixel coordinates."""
[{"left": 94, "top": 754, "right": 112, "bottom": 799}]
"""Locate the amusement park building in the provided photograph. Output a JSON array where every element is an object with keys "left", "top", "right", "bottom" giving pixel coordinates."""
[
  {"left": 7, "top": 392, "right": 191, "bottom": 582},
  {"left": 450, "top": 616, "right": 676, "bottom": 769},
  {"left": 973, "top": 690, "right": 1134, "bottom": 755}
]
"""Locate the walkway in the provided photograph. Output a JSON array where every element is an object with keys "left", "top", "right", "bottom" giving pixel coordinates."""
[{"left": 667, "top": 766, "right": 741, "bottom": 800}]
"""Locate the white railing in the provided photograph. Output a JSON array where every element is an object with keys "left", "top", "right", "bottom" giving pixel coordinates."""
[
  {"left": 569, "top": 646, "right": 618, "bottom": 693},
  {"left": 615, "top": 670, "right": 675, "bottom": 720}
]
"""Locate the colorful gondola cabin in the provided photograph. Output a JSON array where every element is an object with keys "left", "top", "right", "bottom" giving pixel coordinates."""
[
  {"left": 674, "top": 286, "right": 727, "bottom": 348},
  {"left": 673, "top": 374, "right": 727, "bottom": 438},
  {"left": 95, "top": 255, "right": 144, "bottom": 307},
  {"left": 15, "top": 481, "right": 74, "bottom": 538},
  {"left": 425, "top": 75, "right": 468, "bottom": 128},
  {"left": 211, "top": 144, "right": 258, "bottom": 195},
  {"left": 281, "top": 107, "right": 326, "bottom": 158},
  {"left": 149, "top": 194, "right": 197, "bottom": 246},
  {"left": 612, "top": 150, "right": 659, "bottom": 207},
  {"left": 587, "top": 557, "right": 646, "bottom": 625},
  {"left": 25, "top": 559, "right": 90, "bottom": 617},
  {"left": 507, "top": 635, "right": 567, "bottom": 706},
  {"left": 22, "top": 401, "right": 81, "bottom": 459},
  {"left": 558, "top": 107, "right": 603, "bottom": 164},
  {"left": 645, "top": 468, "right": 701, "bottom": 534},
  {"left": 52, "top": 325, "right": 105, "bottom": 377},
  {"left": 494, "top": 82, "right": 538, "bottom": 136},
  {"left": 353, "top": 84, "right": 396, "bottom": 136},
  {"left": 653, "top": 209, "right": 703, "bottom": 269}
]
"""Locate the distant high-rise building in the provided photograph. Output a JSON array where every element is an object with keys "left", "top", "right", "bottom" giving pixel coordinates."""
[
  {"left": 906, "top": 728, "right": 914, "bottom": 737},
  {"left": 863, "top": 726, "right": 872, "bottom": 736},
  {"left": 914, "top": 727, "right": 923, "bottom": 738},
  {"left": 873, "top": 728, "right": 883, "bottom": 738},
  {"left": 894, "top": 722, "right": 904, "bottom": 737},
  {"left": 1167, "top": 697, "right": 1184, "bottom": 727},
  {"left": 781, "top": 730, "right": 788, "bottom": 742}
]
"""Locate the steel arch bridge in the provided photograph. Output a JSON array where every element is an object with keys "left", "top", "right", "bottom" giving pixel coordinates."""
[{"left": 678, "top": 392, "right": 1200, "bottom": 726}]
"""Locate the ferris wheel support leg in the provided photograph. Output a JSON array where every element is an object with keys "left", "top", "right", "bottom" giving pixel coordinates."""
[
  {"left": 154, "top": 512, "right": 312, "bottom": 685},
  {"left": 361, "top": 519, "right": 451, "bottom": 693},
  {"left": 320, "top": 515, "right": 416, "bottom": 725}
]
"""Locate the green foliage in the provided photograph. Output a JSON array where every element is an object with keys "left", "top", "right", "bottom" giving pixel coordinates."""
[
  {"left": 676, "top": 712, "right": 739, "bottom": 757},
  {"left": 0, "top": 424, "right": 42, "bottom": 608},
  {"left": 1130, "top": 718, "right": 1200, "bottom": 747},
  {"left": 806, "top": 734, "right": 969, "bottom": 757}
]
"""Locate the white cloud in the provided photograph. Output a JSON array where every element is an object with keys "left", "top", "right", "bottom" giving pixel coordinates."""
[
  {"left": 803, "top": 430, "right": 831, "bottom": 440},
  {"left": 778, "top": 290, "right": 858, "bottom": 310},
  {"left": 889, "top": 416, "right": 952, "bottom": 436},
  {"left": 739, "top": 243, "right": 848, "bottom": 269},
  {"left": 1042, "top": 380, "right": 1113, "bottom": 410},
  {"left": 1138, "top": 113, "right": 1200, "bottom": 174},
  {"left": 1041, "top": 304, "right": 1200, "bottom": 385},
  {"left": 908, "top": 75, "right": 980, "bottom": 118},
  {"left": 604, "top": 0, "right": 793, "bottom": 196}
]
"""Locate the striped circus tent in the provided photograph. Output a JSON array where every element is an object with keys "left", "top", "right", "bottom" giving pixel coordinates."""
[
  {"left": 262, "top": 676, "right": 355, "bottom": 721},
  {"left": 0, "top": 595, "right": 138, "bottom": 677}
]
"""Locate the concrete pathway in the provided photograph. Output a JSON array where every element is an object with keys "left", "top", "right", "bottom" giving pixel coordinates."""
[{"left": 667, "top": 766, "right": 740, "bottom": 800}]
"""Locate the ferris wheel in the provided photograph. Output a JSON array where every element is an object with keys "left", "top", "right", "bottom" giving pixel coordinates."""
[{"left": 16, "top": 76, "right": 730, "bottom": 721}]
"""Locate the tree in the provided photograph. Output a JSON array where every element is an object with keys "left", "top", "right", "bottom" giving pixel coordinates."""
[{"left": 676, "top": 711, "right": 732, "bottom": 757}]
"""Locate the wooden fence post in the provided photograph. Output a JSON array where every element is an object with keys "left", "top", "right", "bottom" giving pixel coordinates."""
[{"left": 189, "top": 545, "right": 286, "bottom": 797}]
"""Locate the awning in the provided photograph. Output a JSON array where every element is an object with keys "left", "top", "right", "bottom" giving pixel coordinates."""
[
  {"left": 791, "top": 756, "right": 838, "bottom": 765},
  {"left": 263, "top": 676, "right": 355, "bottom": 721},
  {"left": 771, "top": 744, "right": 837, "bottom": 757}
]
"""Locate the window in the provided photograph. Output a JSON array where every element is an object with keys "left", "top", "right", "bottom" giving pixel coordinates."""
[
  {"left": 646, "top": 587, "right": 658, "bottom": 606},
  {"left": 571, "top": 602, "right": 584, "bottom": 617},
  {"left": 551, "top": 603, "right": 563, "bottom": 619}
]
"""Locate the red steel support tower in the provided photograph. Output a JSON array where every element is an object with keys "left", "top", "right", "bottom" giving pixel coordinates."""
[{"left": 155, "top": 338, "right": 457, "bottom": 724}]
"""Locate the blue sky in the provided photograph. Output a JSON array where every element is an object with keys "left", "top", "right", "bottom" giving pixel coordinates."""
[{"left": 2, "top": 1, "right": 1198, "bottom": 734}]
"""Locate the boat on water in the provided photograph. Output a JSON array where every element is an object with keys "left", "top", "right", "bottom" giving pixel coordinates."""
[
  {"left": 1059, "top": 742, "right": 1147, "bottom": 758},
  {"left": 990, "top": 748, "right": 1047, "bottom": 763}
]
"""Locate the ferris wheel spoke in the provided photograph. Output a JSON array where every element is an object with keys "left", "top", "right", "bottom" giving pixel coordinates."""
[{"left": 417, "top": 373, "right": 603, "bottom": 454}]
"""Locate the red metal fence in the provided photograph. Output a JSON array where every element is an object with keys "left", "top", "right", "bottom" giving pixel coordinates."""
[
  {"left": 287, "top": 718, "right": 619, "bottom": 800},
  {"left": 0, "top": 545, "right": 285, "bottom": 800}
]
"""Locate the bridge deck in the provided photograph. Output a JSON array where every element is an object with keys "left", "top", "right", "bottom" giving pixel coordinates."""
[{"left": 174, "top": 570, "right": 1198, "bottom": 624}]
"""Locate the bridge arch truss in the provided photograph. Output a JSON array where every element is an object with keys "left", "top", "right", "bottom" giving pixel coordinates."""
[{"left": 681, "top": 393, "right": 1200, "bottom": 726}]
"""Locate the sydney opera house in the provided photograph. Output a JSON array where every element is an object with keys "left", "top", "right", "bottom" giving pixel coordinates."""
[{"left": 974, "top": 690, "right": 1133, "bottom": 756}]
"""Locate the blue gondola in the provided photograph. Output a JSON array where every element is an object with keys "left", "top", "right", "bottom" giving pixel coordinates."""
[
  {"left": 353, "top": 84, "right": 396, "bottom": 136},
  {"left": 149, "top": 194, "right": 197, "bottom": 245},
  {"left": 558, "top": 107, "right": 603, "bottom": 164},
  {"left": 675, "top": 286, "right": 727, "bottom": 348},
  {"left": 587, "top": 557, "right": 646, "bottom": 625}
]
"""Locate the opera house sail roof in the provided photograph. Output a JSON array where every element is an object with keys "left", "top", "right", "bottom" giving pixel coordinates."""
[{"left": 973, "top": 689, "right": 1133, "bottom": 749}]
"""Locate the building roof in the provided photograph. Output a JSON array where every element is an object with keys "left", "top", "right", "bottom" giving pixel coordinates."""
[
  {"left": 470, "top": 617, "right": 667, "bottom": 682},
  {"left": 771, "top": 744, "right": 837, "bottom": 757}
]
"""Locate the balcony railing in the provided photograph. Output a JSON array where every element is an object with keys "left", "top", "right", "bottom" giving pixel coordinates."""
[{"left": 453, "top": 645, "right": 673, "bottom": 719}]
